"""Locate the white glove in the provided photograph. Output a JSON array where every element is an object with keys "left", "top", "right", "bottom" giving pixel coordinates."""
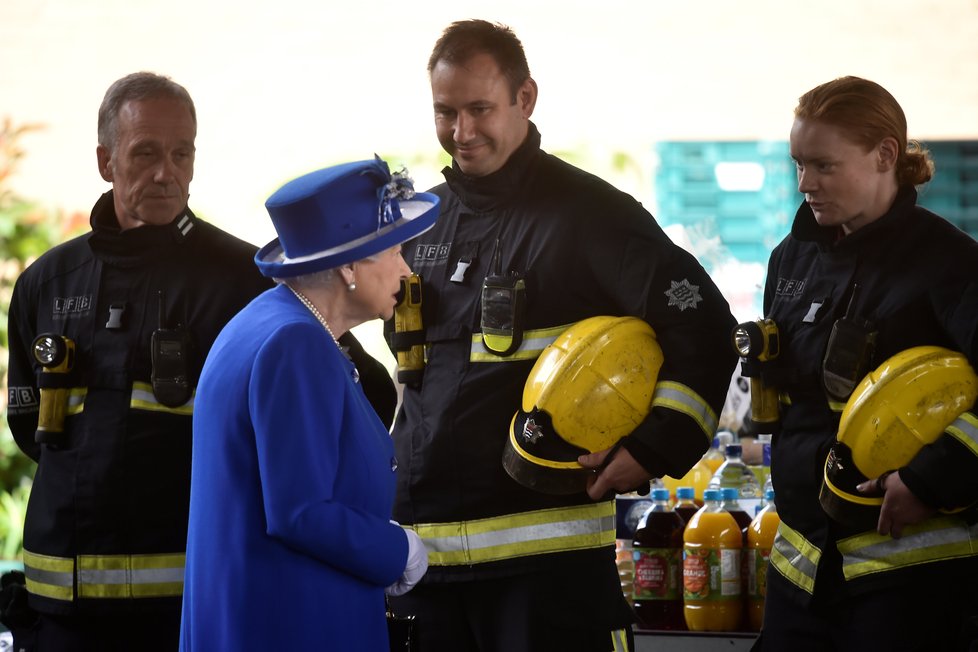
[{"left": 385, "top": 527, "right": 428, "bottom": 596}]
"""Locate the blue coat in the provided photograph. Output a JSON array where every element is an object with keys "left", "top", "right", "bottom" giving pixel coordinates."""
[{"left": 181, "top": 284, "right": 407, "bottom": 651}]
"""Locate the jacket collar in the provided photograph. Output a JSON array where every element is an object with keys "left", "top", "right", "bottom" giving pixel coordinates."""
[
  {"left": 87, "top": 191, "right": 198, "bottom": 266},
  {"left": 441, "top": 122, "right": 542, "bottom": 212},
  {"left": 792, "top": 185, "right": 918, "bottom": 251}
]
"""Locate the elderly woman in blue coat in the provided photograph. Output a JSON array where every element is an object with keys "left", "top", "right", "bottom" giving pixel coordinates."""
[{"left": 180, "top": 157, "right": 437, "bottom": 651}]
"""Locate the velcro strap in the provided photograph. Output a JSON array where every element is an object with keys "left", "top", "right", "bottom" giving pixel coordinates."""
[
  {"left": 390, "top": 330, "right": 426, "bottom": 351},
  {"left": 37, "top": 374, "right": 73, "bottom": 389}
]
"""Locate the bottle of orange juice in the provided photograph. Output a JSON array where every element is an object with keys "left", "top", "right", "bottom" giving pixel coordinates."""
[
  {"left": 747, "top": 488, "right": 780, "bottom": 632},
  {"left": 662, "top": 458, "right": 712, "bottom": 504},
  {"left": 682, "top": 488, "right": 743, "bottom": 632},
  {"left": 702, "top": 431, "right": 733, "bottom": 475}
]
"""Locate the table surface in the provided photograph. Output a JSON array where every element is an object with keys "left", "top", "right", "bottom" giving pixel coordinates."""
[{"left": 634, "top": 629, "right": 757, "bottom": 652}]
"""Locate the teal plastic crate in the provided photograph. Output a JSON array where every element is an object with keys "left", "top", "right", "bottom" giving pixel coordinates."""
[
  {"left": 654, "top": 141, "right": 802, "bottom": 264},
  {"left": 918, "top": 140, "right": 978, "bottom": 240}
]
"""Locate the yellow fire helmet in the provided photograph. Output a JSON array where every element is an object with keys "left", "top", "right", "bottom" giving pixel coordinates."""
[
  {"left": 502, "top": 315, "right": 664, "bottom": 494},
  {"left": 820, "top": 345, "right": 978, "bottom": 529}
]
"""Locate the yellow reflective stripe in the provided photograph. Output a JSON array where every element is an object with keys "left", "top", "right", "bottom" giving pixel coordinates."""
[
  {"left": 827, "top": 400, "right": 845, "bottom": 413},
  {"left": 469, "top": 325, "right": 570, "bottom": 363},
  {"left": 611, "top": 628, "right": 630, "bottom": 652},
  {"left": 77, "top": 553, "right": 185, "bottom": 598},
  {"left": 49, "top": 384, "right": 194, "bottom": 416},
  {"left": 23, "top": 549, "right": 74, "bottom": 601},
  {"left": 651, "top": 381, "right": 718, "bottom": 444},
  {"left": 413, "top": 502, "right": 615, "bottom": 566},
  {"left": 838, "top": 518, "right": 978, "bottom": 581},
  {"left": 23, "top": 550, "right": 185, "bottom": 601},
  {"left": 947, "top": 412, "right": 978, "bottom": 457},
  {"left": 769, "top": 521, "right": 821, "bottom": 594},
  {"left": 130, "top": 381, "right": 194, "bottom": 415},
  {"left": 65, "top": 388, "right": 86, "bottom": 416}
]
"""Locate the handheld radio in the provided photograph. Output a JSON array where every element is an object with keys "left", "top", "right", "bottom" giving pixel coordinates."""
[
  {"left": 480, "top": 241, "right": 526, "bottom": 357},
  {"left": 151, "top": 290, "right": 193, "bottom": 407},
  {"left": 822, "top": 285, "right": 877, "bottom": 403}
]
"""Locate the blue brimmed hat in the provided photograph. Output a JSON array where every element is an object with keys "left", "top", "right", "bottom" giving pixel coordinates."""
[{"left": 255, "top": 156, "right": 439, "bottom": 278}]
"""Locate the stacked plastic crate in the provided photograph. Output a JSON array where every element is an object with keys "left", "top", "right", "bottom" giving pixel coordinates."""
[
  {"left": 653, "top": 142, "right": 802, "bottom": 265},
  {"left": 918, "top": 141, "right": 978, "bottom": 239}
]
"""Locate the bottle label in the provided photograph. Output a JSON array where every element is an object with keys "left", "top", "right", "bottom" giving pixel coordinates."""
[
  {"left": 748, "top": 547, "right": 771, "bottom": 598},
  {"left": 720, "top": 549, "right": 741, "bottom": 597},
  {"left": 632, "top": 547, "right": 680, "bottom": 600},
  {"left": 683, "top": 547, "right": 741, "bottom": 600}
]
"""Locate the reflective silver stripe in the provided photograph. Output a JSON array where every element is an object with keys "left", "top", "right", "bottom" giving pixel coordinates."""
[
  {"left": 23, "top": 549, "right": 75, "bottom": 601},
  {"left": 78, "top": 566, "right": 184, "bottom": 586},
  {"left": 66, "top": 388, "right": 86, "bottom": 411},
  {"left": 23, "top": 550, "right": 75, "bottom": 601},
  {"left": 414, "top": 502, "right": 616, "bottom": 565},
  {"left": 177, "top": 213, "right": 194, "bottom": 236},
  {"left": 25, "top": 566, "right": 73, "bottom": 589},
  {"left": 947, "top": 413, "right": 978, "bottom": 457},
  {"left": 77, "top": 553, "right": 185, "bottom": 598},
  {"left": 469, "top": 325, "right": 570, "bottom": 363},
  {"left": 58, "top": 387, "right": 87, "bottom": 418},
  {"left": 838, "top": 518, "right": 978, "bottom": 581},
  {"left": 130, "top": 382, "right": 194, "bottom": 415},
  {"left": 423, "top": 514, "right": 615, "bottom": 552},
  {"left": 23, "top": 551, "right": 186, "bottom": 601},
  {"left": 769, "top": 521, "right": 820, "bottom": 594},
  {"left": 58, "top": 385, "right": 193, "bottom": 416},
  {"left": 651, "top": 381, "right": 718, "bottom": 443}
]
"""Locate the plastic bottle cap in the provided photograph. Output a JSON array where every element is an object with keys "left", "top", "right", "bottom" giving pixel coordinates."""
[
  {"left": 720, "top": 487, "right": 739, "bottom": 501},
  {"left": 703, "top": 488, "right": 721, "bottom": 501},
  {"left": 764, "top": 489, "right": 775, "bottom": 501},
  {"left": 651, "top": 488, "right": 671, "bottom": 501},
  {"left": 725, "top": 444, "right": 743, "bottom": 457},
  {"left": 676, "top": 487, "right": 695, "bottom": 500}
]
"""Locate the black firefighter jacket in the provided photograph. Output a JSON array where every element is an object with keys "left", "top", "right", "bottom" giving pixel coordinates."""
[
  {"left": 390, "top": 124, "right": 738, "bottom": 596},
  {"left": 5, "top": 192, "right": 272, "bottom": 614},
  {"left": 764, "top": 186, "right": 978, "bottom": 605}
]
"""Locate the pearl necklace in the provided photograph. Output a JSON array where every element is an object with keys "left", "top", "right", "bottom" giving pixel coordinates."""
[{"left": 288, "top": 286, "right": 341, "bottom": 349}]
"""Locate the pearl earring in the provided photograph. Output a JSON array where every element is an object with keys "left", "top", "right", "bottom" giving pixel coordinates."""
[{"left": 347, "top": 281, "right": 357, "bottom": 292}]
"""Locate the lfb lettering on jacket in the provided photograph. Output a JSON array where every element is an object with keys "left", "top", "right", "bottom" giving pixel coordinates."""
[
  {"left": 7, "top": 386, "right": 39, "bottom": 411},
  {"left": 53, "top": 295, "right": 95, "bottom": 317},
  {"left": 414, "top": 243, "right": 451, "bottom": 266},
  {"left": 775, "top": 278, "right": 806, "bottom": 298}
]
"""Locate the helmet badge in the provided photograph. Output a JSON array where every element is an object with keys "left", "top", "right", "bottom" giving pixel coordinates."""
[{"left": 521, "top": 417, "right": 544, "bottom": 444}]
